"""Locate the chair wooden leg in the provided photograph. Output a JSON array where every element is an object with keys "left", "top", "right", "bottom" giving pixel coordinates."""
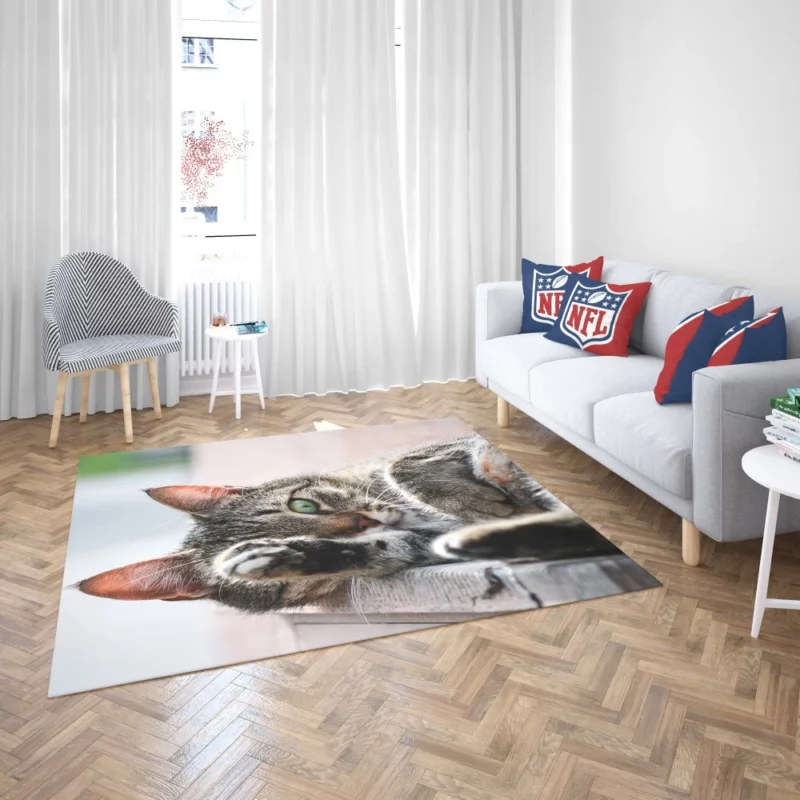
[
  {"left": 80, "top": 375, "right": 91, "bottom": 422},
  {"left": 497, "top": 396, "right": 510, "bottom": 428},
  {"left": 682, "top": 519, "right": 702, "bottom": 566},
  {"left": 146, "top": 358, "right": 162, "bottom": 419},
  {"left": 119, "top": 363, "right": 133, "bottom": 443},
  {"left": 49, "top": 373, "right": 69, "bottom": 448}
]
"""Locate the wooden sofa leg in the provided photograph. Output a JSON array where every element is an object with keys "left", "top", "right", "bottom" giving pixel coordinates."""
[
  {"left": 497, "top": 396, "right": 509, "bottom": 428},
  {"left": 49, "top": 373, "right": 68, "bottom": 448},
  {"left": 682, "top": 519, "right": 702, "bottom": 566}
]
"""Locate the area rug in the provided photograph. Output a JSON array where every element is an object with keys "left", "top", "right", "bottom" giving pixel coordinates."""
[{"left": 50, "top": 417, "right": 659, "bottom": 696}]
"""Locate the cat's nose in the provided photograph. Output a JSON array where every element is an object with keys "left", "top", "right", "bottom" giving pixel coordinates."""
[{"left": 329, "top": 514, "right": 379, "bottom": 534}]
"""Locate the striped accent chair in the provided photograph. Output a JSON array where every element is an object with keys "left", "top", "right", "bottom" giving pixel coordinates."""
[{"left": 43, "top": 252, "right": 182, "bottom": 446}]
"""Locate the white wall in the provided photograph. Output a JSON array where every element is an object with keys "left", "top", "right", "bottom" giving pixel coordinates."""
[
  {"left": 519, "top": 0, "right": 572, "bottom": 265},
  {"left": 571, "top": 0, "right": 800, "bottom": 291}
]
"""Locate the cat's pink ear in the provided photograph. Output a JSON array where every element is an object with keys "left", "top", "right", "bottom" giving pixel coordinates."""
[
  {"left": 145, "top": 485, "right": 243, "bottom": 514},
  {"left": 78, "top": 552, "right": 209, "bottom": 601}
]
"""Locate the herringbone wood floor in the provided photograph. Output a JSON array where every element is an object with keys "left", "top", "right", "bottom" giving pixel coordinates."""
[{"left": 2, "top": 381, "right": 800, "bottom": 799}]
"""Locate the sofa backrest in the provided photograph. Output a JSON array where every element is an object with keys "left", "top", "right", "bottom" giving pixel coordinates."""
[{"left": 602, "top": 259, "right": 800, "bottom": 359}]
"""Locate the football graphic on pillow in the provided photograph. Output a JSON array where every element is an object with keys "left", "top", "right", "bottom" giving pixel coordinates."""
[
  {"left": 544, "top": 275, "right": 651, "bottom": 356},
  {"left": 521, "top": 256, "right": 605, "bottom": 333}
]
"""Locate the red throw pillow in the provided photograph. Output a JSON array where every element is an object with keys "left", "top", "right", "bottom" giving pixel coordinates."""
[{"left": 543, "top": 274, "right": 651, "bottom": 356}]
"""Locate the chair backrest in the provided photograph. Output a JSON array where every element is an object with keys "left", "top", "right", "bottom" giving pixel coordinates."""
[{"left": 44, "top": 252, "right": 149, "bottom": 345}]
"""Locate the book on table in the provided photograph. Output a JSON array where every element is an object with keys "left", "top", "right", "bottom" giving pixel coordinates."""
[
  {"left": 770, "top": 396, "right": 800, "bottom": 419},
  {"left": 765, "top": 425, "right": 800, "bottom": 447},
  {"left": 766, "top": 396, "right": 800, "bottom": 463},
  {"left": 766, "top": 412, "right": 800, "bottom": 436},
  {"left": 764, "top": 426, "right": 800, "bottom": 464}
]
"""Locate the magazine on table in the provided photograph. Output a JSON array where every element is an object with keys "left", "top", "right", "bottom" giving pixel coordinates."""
[{"left": 229, "top": 320, "right": 269, "bottom": 335}]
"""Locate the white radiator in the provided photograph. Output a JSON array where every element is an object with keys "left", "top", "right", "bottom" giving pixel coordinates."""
[{"left": 179, "top": 279, "right": 258, "bottom": 377}]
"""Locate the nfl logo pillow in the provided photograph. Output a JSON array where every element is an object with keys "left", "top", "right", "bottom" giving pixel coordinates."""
[
  {"left": 708, "top": 307, "right": 787, "bottom": 366},
  {"left": 654, "top": 296, "right": 754, "bottom": 404},
  {"left": 520, "top": 256, "right": 603, "bottom": 333},
  {"left": 543, "top": 274, "right": 651, "bottom": 356}
]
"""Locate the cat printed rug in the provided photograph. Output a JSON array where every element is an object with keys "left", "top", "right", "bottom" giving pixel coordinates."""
[{"left": 50, "top": 418, "right": 659, "bottom": 696}]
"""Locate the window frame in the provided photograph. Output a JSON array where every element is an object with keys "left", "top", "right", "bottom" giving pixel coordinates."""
[{"left": 179, "top": 19, "right": 259, "bottom": 244}]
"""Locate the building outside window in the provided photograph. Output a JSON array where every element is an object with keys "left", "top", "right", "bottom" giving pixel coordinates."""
[
  {"left": 180, "top": 0, "right": 259, "bottom": 269},
  {"left": 182, "top": 37, "right": 216, "bottom": 67}
]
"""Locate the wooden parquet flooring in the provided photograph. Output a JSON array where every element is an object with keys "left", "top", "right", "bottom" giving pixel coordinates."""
[{"left": 2, "top": 381, "right": 800, "bottom": 799}]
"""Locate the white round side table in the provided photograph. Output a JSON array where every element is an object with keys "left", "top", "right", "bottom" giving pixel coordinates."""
[
  {"left": 205, "top": 326, "right": 268, "bottom": 420},
  {"left": 742, "top": 444, "right": 800, "bottom": 638}
]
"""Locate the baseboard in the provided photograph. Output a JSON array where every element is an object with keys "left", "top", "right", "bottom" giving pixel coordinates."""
[{"left": 179, "top": 372, "right": 261, "bottom": 397}]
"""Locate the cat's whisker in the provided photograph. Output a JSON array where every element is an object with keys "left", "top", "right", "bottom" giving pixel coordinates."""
[{"left": 347, "top": 578, "right": 371, "bottom": 624}]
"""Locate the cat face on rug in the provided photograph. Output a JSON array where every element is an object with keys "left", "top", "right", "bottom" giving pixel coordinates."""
[{"left": 78, "top": 435, "right": 613, "bottom": 612}]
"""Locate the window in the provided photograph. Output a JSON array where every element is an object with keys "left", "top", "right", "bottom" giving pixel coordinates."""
[
  {"left": 182, "top": 37, "right": 216, "bottom": 67},
  {"left": 179, "top": 0, "right": 260, "bottom": 266},
  {"left": 182, "top": 37, "right": 194, "bottom": 64},
  {"left": 198, "top": 38, "right": 215, "bottom": 65},
  {"left": 181, "top": 206, "right": 219, "bottom": 223},
  {"left": 181, "top": 110, "right": 215, "bottom": 136}
]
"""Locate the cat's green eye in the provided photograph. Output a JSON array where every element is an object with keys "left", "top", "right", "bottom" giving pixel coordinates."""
[{"left": 288, "top": 498, "right": 319, "bottom": 514}]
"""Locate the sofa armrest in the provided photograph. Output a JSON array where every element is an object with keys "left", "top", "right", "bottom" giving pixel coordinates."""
[
  {"left": 475, "top": 282, "right": 523, "bottom": 386},
  {"left": 692, "top": 359, "right": 800, "bottom": 542}
]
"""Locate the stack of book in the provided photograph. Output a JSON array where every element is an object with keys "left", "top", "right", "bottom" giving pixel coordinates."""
[{"left": 765, "top": 389, "right": 800, "bottom": 464}]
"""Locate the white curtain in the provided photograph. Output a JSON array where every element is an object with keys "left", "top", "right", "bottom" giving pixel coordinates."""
[
  {"left": 0, "top": 0, "right": 61, "bottom": 421},
  {"left": 260, "top": 0, "right": 420, "bottom": 397},
  {"left": 60, "top": 0, "right": 180, "bottom": 413},
  {"left": 401, "top": 0, "right": 522, "bottom": 382},
  {"left": 0, "top": 0, "right": 179, "bottom": 421}
]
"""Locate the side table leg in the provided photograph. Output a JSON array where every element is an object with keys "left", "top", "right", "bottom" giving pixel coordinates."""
[
  {"left": 209, "top": 339, "right": 222, "bottom": 413},
  {"left": 252, "top": 339, "right": 265, "bottom": 409},
  {"left": 752, "top": 488, "right": 780, "bottom": 638},
  {"left": 234, "top": 340, "right": 242, "bottom": 420}
]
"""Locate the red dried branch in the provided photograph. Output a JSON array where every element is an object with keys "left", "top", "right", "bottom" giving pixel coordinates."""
[{"left": 181, "top": 117, "right": 252, "bottom": 206}]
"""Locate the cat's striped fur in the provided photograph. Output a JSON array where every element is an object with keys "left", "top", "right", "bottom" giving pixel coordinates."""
[{"left": 79, "top": 435, "right": 618, "bottom": 612}]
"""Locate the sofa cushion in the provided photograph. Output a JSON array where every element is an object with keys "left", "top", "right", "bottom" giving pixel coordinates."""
[
  {"left": 528, "top": 355, "right": 663, "bottom": 440},
  {"left": 594, "top": 392, "right": 693, "bottom": 499},
  {"left": 708, "top": 307, "right": 787, "bottom": 366},
  {"left": 599, "top": 260, "right": 661, "bottom": 351},
  {"left": 654, "top": 295, "right": 754, "bottom": 404},
  {"left": 732, "top": 286, "right": 800, "bottom": 359},
  {"left": 544, "top": 274, "right": 652, "bottom": 356},
  {"left": 521, "top": 257, "right": 603, "bottom": 333},
  {"left": 479, "top": 333, "right": 592, "bottom": 402},
  {"left": 639, "top": 271, "right": 736, "bottom": 359}
]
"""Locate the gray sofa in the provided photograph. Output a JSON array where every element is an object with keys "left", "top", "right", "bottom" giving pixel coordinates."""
[{"left": 475, "top": 260, "right": 800, "bottom": 565}]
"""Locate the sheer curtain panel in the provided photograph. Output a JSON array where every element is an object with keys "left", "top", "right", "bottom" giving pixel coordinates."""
[
  {"left": 60, "top": 0, "right": 180, "bottom": 414},
  {"left": 1, "top": 0, "right": 178, "bottom": 421},
  {"left": 260, "top": 0, "right": 420, "bottom": 397},
  {"left": 0, "top": 0, "right": 62, "bottom": 420},
  {"left": 401, "top": 0, "right": 522, "bottom": 382}
]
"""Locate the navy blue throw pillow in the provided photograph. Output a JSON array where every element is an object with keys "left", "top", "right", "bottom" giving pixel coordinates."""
[{"left": 520, "top": 257, "right": 603, "bottom": 333}]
